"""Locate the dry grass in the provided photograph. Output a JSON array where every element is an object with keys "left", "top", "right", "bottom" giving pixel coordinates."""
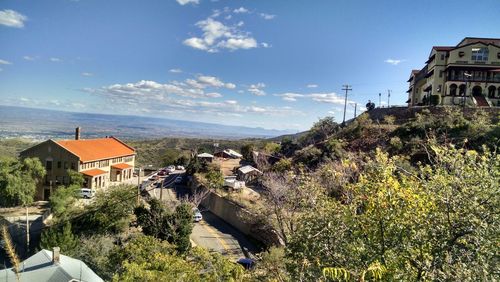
[{"left": 214, "top": 158, "right": 242, "bottom": 176}]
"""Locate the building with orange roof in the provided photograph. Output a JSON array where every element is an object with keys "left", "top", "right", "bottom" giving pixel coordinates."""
[
  {"left": 20, "top": 127, "right": 136, "bottom": 200},
  {"left": 407, "top": 37, "right": 500, "bottom": 108}
]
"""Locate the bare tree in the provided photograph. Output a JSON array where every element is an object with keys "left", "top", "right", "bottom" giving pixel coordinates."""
[
  {"left": 183, "top": 186, "right": 213, "bottom": 209},
  {"left": 261, "top": 172, "right": 319, "bottom": 245}
]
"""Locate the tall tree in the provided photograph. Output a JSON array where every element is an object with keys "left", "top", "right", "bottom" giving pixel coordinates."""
[{"left": 0, "top": 157, "right": 45, "bottom": 207}]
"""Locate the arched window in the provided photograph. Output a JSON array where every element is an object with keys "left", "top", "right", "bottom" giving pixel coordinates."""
[
  {"left": 449, "top": 84, "right": 457, "bottom": 96},
  {"left": 488, "top": 86, "right": 496, "bottom": 98},
  {"left": 459, "top": 84, "right": 466, "bottom": 96},
  {"left": 472, "top": 86, "right": 482, "bottom": 96}
]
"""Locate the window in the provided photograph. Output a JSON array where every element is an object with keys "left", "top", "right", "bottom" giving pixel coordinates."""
[
  {"left": 449, "top": 84, "right": 457, "bottom": 96},
  {"left": 71, "top": 162, "right": 75, "bottom": 170},
  {"left": 57, "top": 161, "right": 61, "bottom": 168},
  {"left": 439, "top": 70, "right": 443, "bottom": 78},
  {"left": 459, "top": 51, "right": 465, "bottom": 57},
  {"left": 488, "top": 86, "right": 496, "bottom": 98},
  {"left": 46, "top": 160, "right": 52, "bottom": 170},
  {"left": 471, "top": 47, "right": 489, "bottom": 61},
  {"left": 64, "top": 162, "right": 68, "bottom": 169},
  {"left": 440, "top": 54, "right": 445, "bottom": 60}
]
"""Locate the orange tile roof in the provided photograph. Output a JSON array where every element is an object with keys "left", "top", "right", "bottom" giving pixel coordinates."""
[
  {"left": 81, "top": 168, "right": 107, "bottom": 177},
  {"left": 56, "top": 137, "right": 135, "bottom": 162},
  {"left": 112, "top": 163, "right": 133, "bottom": 170}
]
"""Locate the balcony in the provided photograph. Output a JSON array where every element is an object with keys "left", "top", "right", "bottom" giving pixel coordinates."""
[{"left": 447, "top": 75, "right": 500, "bottom": 83}]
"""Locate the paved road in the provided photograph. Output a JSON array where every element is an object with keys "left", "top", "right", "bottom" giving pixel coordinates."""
[
  {"left": 144, "top": 171, "right": 259, "bottom": 261},
  {"left": 191, "top": 210, "right": 259, "bottom": 261}
]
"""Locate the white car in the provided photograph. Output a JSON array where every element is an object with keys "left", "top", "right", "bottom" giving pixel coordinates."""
[
  {"left": 79, "top": 188, "right": 96, "bottom": 199},
  {"left": 176, "top": 165, "right": 185, "bottom": 170},
  {"left": 193, "top": 208, "right": 202, "bottom": 222},
  {"left": 166, "top": 167, "right": 175, "bottom": 173}
]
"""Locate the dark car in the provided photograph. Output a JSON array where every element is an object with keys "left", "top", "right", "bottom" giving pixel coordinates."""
[{"left": 236, "top": 258, "right": 255, "bottom": 270}]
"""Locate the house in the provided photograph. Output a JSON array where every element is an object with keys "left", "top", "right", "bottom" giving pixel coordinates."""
[
  {"left": 20, "top": 127, "right": 136, "bottom": 200},
  {"left": 237, "top": 165, "right": 262, "bottom": 183},
  {"left": 0, "top": 247, "right": 103, "bottom": 282},
  {"left": 407, "top": 37, "right": 500, "bottom": 107},
  {"left": 214, "top": 149, "right": 243, "bottom": 159},
  {"left": 196, "top": 153, "right": 214, "bottom": 163}
]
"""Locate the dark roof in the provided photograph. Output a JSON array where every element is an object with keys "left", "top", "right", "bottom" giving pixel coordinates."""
[{"left": 457, "top": 37, "right": 500, "bottom": 47}]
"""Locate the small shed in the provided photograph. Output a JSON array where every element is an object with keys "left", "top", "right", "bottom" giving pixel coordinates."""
[
  {"left": 214, "top": 149, "right": 243, "bottom": 159},
  {"left": 197, "top": 153, "right": 214, "bottom": 163},
  {"left": 237, "top": 165, "right": 263, "bottom": 183}
]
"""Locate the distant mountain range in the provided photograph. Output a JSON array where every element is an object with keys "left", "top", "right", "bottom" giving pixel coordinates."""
[{"left": 0, "top": 105, "right": 295, "bottom": 141}]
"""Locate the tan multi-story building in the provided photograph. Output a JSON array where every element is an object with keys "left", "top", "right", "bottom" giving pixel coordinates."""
[
  {"left": 20, "top": 128, "right": 136, "bottom": 200},
  {"left": 407, "top": 37, "right": 500, "bottom": 107}
]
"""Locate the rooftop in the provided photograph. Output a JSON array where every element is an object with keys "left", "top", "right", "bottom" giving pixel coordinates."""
[
  {"left": 0, "top": 249, "right": 103, "bottom": 282},
  {"left": 56, "top": 137, "right": 135, "bottom": 162}
]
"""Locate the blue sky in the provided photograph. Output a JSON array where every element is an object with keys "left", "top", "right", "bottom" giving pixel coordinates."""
[{"left": 1, "top": 0, "right": 499, "bottom": 131}]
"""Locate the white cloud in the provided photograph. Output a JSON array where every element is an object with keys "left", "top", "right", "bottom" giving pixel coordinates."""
[
  {"left": 222, "top": 37, "right": 257, "bottom": 50},
  {"left": 261, "top": 42, "right": 270, "bottom": 48},
  {"left": 176, "top": 0, "right": 199, "bottom": 5},
  {"left": 0, "top": 59, "right": 12, "bottom": 65},
  {"left": 260, "top": 13, "right": 276, "bottom": 20},
  {"left": 169, "top": 68, "right": 183, "bottom": 73},
  {"left": 275, "top": 91, "right": 352, "bottom": 105},
  {"left": 206, "top": 92, "right": 222, "bottom": 98},
  {"left": 384, "top": 58, "right": 405, "bottom": 65},
  {"left": 274, "top": 93, "right": 304, "bottom": 102},
  {"left": 50, "top": 57, "right": 62, "bottom": 62},
  {"left": 23, "top": 56, "right": 35, "bottom": 61},
  {"left": 237, "top": 21, "right": 244, "bottom": 27},
  {"left": 233, "top": 7, "right": 249, "bottom": 14},
  {"left": 225, "top": 100, "right": 238, "bottom": 105},
  {"left": 20, "top": 97, "right": 29, "bottom": 102},
  {"left": 81, "top": 72, "right": 93, "bottom": 77},
  {"left": 307, "top": 84, "right": 318, "bottom": 88},
  {"left": 248, "top": 83, "right": 266, "bottom": 96},
  {"left": 183, "top": 17, "right": 259, "bottom": 52},
  {"left": 197, "top": 75, "right": 225, "bottom": 87},
  {"left": 0, "top": 9, "right": 27, "bottom": 28}
]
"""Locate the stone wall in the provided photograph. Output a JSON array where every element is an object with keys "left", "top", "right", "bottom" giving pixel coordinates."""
[{"left": 365, "top": 106, "right": 500, "bottom": 124}]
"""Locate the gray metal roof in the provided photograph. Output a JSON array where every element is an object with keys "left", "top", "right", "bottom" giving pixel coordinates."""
[
  {"left": 238, "top": 165, "right": 262, "bottom": 174},
  {"left": 0, "top": 249, "right": 103, "bottom": 282}
]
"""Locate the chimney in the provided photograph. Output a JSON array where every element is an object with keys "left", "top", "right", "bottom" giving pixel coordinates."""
[
  {"left": 75, "top": 127, "right": 81, "bottom": 140},
  {"left": 52, "top": 247, "right": 60, "bottom": 264}
]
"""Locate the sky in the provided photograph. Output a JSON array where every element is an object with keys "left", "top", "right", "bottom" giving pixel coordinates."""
[{"left": 1, "top": 0, "right": 500, "bottom": 131}]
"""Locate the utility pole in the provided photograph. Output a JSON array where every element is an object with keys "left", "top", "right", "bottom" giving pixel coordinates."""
[
  {"left": 354, "top": 103, "right": 357, "bottom": 118},
  {"left": 160, "top": 177, "right": 164, "bottom": 201},
  {"left": 378, "top": 93, "right": 382, "bottom": 108},
  {"left": 342, "top": 84, "right": 352, "bottom": 126},
  {"left": 26, "top": 206, "right": 29, "bottom": 255},
  {"left": 387, "top": 90, "right": 391, "bottom": 107},
  {"left": 137, "top": 167, "right": 141, "bottom": 205}
]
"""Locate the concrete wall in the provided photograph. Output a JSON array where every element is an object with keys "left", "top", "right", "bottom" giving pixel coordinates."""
[{"left": 191, "top": 178, "right": 282, "bottom": 247}]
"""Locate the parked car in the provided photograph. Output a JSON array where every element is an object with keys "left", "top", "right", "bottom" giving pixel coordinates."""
[
  {"left": 193, "top": 208, "right": 202, "bottom": 222},
  {"left": 79, "top": 188, "right": 96, "bottom": 199},
  {"left": 157, "top": 170, "right": 167, "bottom": 176},
  {"left": 236, "top": 258, "right": 255, "bottom": 270},
  {"left": 166, "top": 167, "right": 175, "bottom": 173},
  {"left": 176, "top": 165, "right": 185, "bottom": 170},
  {"left": 175, "top": 176, "right": 183, "bottom": 184}
]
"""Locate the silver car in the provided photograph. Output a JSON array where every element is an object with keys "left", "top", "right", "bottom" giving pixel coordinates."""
[{"left": 193, "top": 208, "right": 202, "bottom": 222}]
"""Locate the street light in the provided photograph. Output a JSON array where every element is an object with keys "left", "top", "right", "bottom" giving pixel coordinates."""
[{"left": 464, "top": 71, "right": 472, "bottom": 107}]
